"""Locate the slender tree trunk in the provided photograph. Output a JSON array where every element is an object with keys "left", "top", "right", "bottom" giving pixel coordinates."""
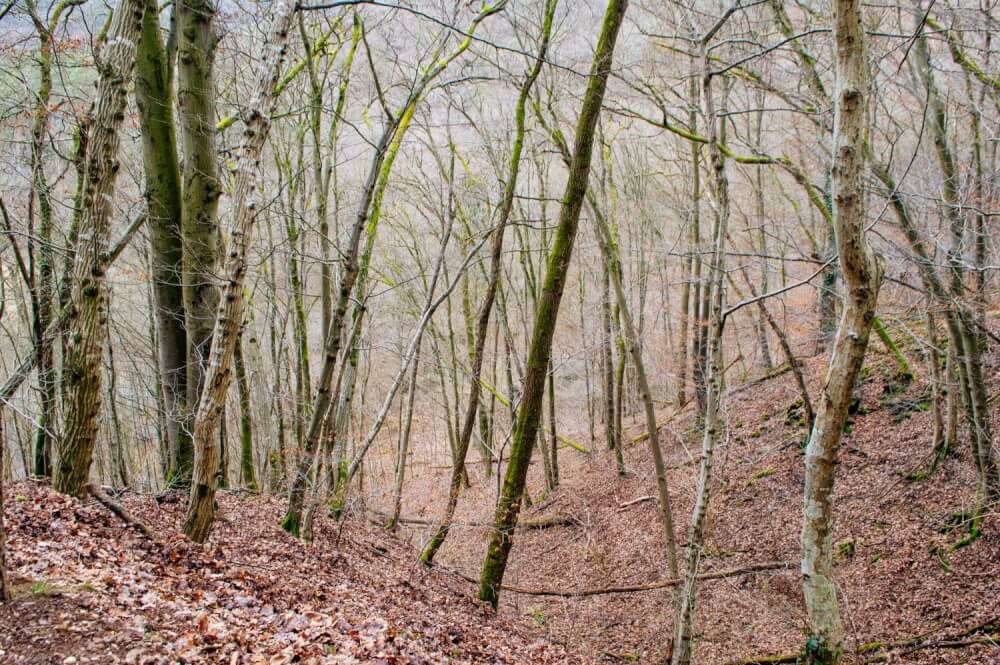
[
  {"left": 181, "top": 0, "right": 299, "bottom": 541},
  {"left": 419, "top": 0, "right": 556, "bottom": 564},
  {"left": 753, "top": 106, "right": 774, "bottom": 371},
  {"left": 388, "top": 343, "right": 421, "bottom": 530},
  {"left": 601, "top": 260, "right": 622, "bottom": 472},
  {"left": 944, "top": 340, "right": 959, "bottom": 455},
  {"left": 477, "top": 0, "right": 628, "bottom": 608},
  {"left": 547, "top": 361, "right": 558, "bottom": 488},
  {"left": 280, "top": 5, "right": 503, "bottom": 533},
  {"left": 0, "top": 412, "right": 9, "bottom": 602},
  {"left": 54, "top": 0, "right": 143, "bottom": 496},
  {"left": 579, "top": 273, "right": 596, "bottom": 442},
  {"left": 676, "top": 234, "right": 691, "bottom": 406},
  {"left": 738, "top": 270, "right": 815, "bottom": 430},
  {"left": 105, "top": 317, "right": 128, "bottom": 487},
  {"left": 800, "top": 2, "right": 883, "bottom": 661},
  {"left": 234, "top": 329, "right": 256, "bottom": 490},
  {"left": 591, "top": 190, "right": 681, "bottom": 607},
  {"left": 672, "top": 47, "right": 731, "bottom": 665},
  {"left": 26, "top": 0, "right": 79, "bottom": 478},
  {"left": 914, "top": 21, "right": 999, "bottom": 502},
  {"left": 815, "top": 218, "right": 839, "bottom": 355},
  {"left": 387, "top": 198, "right": 457, "bottom": 531},
  {"left": 923, "top": 308, "right": 947, "bottom": 474}
]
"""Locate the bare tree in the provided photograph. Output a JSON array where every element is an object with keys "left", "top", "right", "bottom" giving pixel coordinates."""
[{"left": 800, "top": 1, "right": 883, "bottom": 662}]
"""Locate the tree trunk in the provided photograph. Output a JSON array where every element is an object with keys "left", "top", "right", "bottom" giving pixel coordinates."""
[
  {"left": 672, "top": 45, "right": 731, "bottom": 665},
  {"left": 914, "top": 19, "right": 999, "bottom": 502},
  {"left": 477, "top": 0, "right": 628, "bottom": 609},
  {"left": 800, "top": 2, "right": 883, "bottom": 662},
  {"left": 26, "top": 0, "right": 78, "bottom": 479},
  {"left": 0, "top": 412, "right": 10, "bottom": 602},
  {"left": 54, "top": 0, "right": 143, "bottom": 496},
  {"left": 181, "top": 0, "right": 299, "bottom": 541},
  {"left": 178, "top": 0, "right": 222, "bottom": 489},
  {"left": 591, "top": 189, "right": 681, "bottom": 607},
  {"left": 416, "top": 0, "right": 556, "bottom": 564},
  {"left": 105, "top": 316, "right": 129, "bottom": 487},
  {"left": 234, "top": 330, "right": 256, "bottom": 490},
  {"left": 135, "top": 0, "right": 187, "bottom": 487},
  {"left": 281, "top": 6, "right": 502, "bottom": 534}
]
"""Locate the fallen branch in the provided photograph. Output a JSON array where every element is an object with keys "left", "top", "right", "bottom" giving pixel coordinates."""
[
  {"left": 556, "top": 434, "right": 591, "bottom": 453},
  {"left": 861, "top": 635, "right": 1000, "bottom": 663},
  {"left": 495, "top": 560, "right": 789, "bottom": 598},
  {"left": 729, "top": 616, "right": 1000, "bottom": 665},
  {"left": 86, "top": 484, "right": 157, "bottom": 540},
  {"left": 370, "top": 510, "right": 579, "bottom": 530},
  {"left": 729, "top": 363, "right": 792, "bottom": 396},
  {"left": 629, "top": 407, "right": 688, "bottom": 445},
  {"left": 619, "top": 495, "right": 655, "bottom": 510}
]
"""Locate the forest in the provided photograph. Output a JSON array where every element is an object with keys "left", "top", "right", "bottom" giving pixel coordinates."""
[{"left": 0, "top": 0, "right": 997, "bottom": 662}]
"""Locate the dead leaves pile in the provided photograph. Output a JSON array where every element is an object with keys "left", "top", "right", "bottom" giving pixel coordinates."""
[{"left": 0, "top": 485, "right": 578, "bottom": 664}]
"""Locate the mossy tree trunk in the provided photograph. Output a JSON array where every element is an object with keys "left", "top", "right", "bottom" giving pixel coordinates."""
[
  {"left": 800, "top": 2, "right": 883, "bottom": 662},
  {"left": 55, "top": 0, "right": 144, "bottom": 497},
  {"left": 178, "top": 0, "right": 222, "bottom": 487},
  {"left": 135, "top": 0, "right": 187, "bottom": 488},
  {"left": 26, "top": 0, "right": 82, "bottom": 478},
  {"left": 476, "top": 0, "right": 629, "bottom": 609},
  {"left": 417, "top": 0, "right": 566, "bottom": 546}
]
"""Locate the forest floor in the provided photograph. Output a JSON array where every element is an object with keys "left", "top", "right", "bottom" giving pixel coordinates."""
[
  {"left": 2, "top": 334, "right": 999, "bottom": 664},
  {"left": 385, "top": 336, "right": 1000, "bottom": 663},
  {"left": 0, "top": 485, "right": 578, "bottom": 663}
]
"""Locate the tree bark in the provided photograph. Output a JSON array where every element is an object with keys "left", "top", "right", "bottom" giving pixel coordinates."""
[
  {"left": 800, "top": 2, "right": 883, "bottom": 662},
  {"left": 181, "top": 0, "right": 299, "bottom": 541},
  {"left": 178, "top": 0, "right": 222, "bottom": 488},
  {"left": 135, "top": 0, "right": 187, "bottom": 487},
  {"left": 476, "top": 0, "right": 628, "bottom": 609},
  {"left": 54, "top": 0, "right": 144, "bottom": 496}
]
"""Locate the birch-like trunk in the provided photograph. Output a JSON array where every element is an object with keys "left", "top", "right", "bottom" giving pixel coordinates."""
[
  {"left": 672, "top": 47, "right": 730, "bottom": 665},
  {"left": 800, "top": 1, "right": 883, "bottom": 661},
  {"left": 181, "top": 0, "right": 299, "bottom": 541}
]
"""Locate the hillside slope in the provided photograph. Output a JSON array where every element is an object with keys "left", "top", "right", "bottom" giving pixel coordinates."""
[
  {"left": 2, "top": 342, "right": 997, "bottom": 664},
  {"left": 0, "top": 485, "right": 580, "bottom": 663},
  {"left": 391, "top": 345, "right": 999, "bottom": 663}
]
